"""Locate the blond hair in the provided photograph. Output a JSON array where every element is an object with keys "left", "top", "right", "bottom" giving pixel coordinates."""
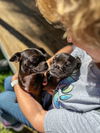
[{"left": 36, "top": 0, "right": 100, "bottom": 48}]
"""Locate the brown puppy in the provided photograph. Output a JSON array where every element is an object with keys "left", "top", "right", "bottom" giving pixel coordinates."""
[{"left": 10, "top": 48, "right": 48, "bottom": 102}]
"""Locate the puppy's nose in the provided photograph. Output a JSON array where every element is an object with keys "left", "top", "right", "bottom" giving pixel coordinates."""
[
  {"left": 45, "top": 63, "right": 48, "bottom": 69},
  {"left": 55, "top": 65, "right": 60, "bottom": 69},
  {"left": 42, "top": 61, "right": 48, "bottom": 69}
]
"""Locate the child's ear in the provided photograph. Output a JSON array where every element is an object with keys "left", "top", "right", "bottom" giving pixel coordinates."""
[
  {"left": 9, "top": 52, "right": 21, "bottom": 62},
  {"left": 76, "top": 57, "right": 81, "bottom": 69}
]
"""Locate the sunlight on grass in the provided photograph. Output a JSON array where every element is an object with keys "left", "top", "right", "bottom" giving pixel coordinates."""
[
  {"left": 0, "top": 123, "right": 14, "bottom": 133},
  {"left": 0, "top": 71, "right": 12, "bottom": 92}
]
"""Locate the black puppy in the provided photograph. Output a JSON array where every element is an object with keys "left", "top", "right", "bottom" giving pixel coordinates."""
[
  {"left": 49, "top": 53, "right": 81, "bottom": 79},
  {"left": 43, "top": 53, "right": 81, "bottom": 94},
  {"left": 10, "top": 48, "right": 48, "bottom": 102}
]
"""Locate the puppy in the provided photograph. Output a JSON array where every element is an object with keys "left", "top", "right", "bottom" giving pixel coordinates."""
[
  {"left": 43, "top": 53, "right": 81, "bottom": 94},
  {"left": 49, "top": 53, "right": 81, "bottom": 79},
  {"left": 10, "top": 48, "right": 48, "bottom": 102}
]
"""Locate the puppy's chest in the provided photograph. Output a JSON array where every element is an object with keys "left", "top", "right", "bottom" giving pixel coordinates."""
[
  {"left": 19, "top": 74, "right": 34, "bottom": 91},
  {"left": 20, "top": 74, "right": 43, "bottom": 91},
  {"left": 24, "top": 74, "right": 34, "bottom": 85}
]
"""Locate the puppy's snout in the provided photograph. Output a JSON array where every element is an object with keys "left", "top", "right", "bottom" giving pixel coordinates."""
[
  {"left": 52, "top": 64, "right": 60, "bottom": 70},
  {"left": 42, "top": 61, "right": 48, "bottom": 69},
  {"left": 55, "top": 65, "right": 60, "bottom": 69},
  {"left": 45, "top": 63, "right": 48, "bottom": 69}
]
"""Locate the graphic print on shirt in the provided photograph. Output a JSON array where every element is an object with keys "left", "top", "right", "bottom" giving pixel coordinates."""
[{"left": 53, "top": 84, "right": 74, "bottom": 108}]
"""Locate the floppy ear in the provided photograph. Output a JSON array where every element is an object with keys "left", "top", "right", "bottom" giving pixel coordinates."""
[
  {"left": 9, "top": 52, "right": 21, "bottom": 62},
  {"left": 75, "top": 57, "right": 81, "bottom": 69},
  {"left": 38, "top": 47, "right": 51, "bottom": 59},
  {"left": 38, "top": 48, "right": 46, "bottom": 55}
]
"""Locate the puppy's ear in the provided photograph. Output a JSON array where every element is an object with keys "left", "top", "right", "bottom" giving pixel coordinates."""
[
  {"left": 75, "top": 57, "right": 81, "bottom": 69},
  {"left": 38, "top": 48, "right": 51, "bottom": 59},
  {"left": 9, "top": 52, "right": 21, "bottom": 62},
  {"left": 38, "top": 48, "right": 46, "bottom": 54}
]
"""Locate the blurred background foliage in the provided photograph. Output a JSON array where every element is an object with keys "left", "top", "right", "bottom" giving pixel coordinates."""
[{"left": 0, "top": 50, "right": 12, "bottom": 92}]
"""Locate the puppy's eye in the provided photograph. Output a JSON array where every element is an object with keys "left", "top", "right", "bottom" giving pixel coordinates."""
[
  {"left": 31, "top": 58, "right": 38, "bottom": 63},
  {"left": 29, "top": 59, "right": 38, "bottom": 66},
  {"left": 24, "top": 64, "right": 29, "bottom": 70},
  {"left": 32, "top": 61, "right": 37, "bottom": 65},
  {"left": 65, "top": 61, "right": 71, "bottom": 66}
]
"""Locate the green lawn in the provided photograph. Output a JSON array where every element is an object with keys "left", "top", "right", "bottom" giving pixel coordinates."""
[
  {"left": 0, "top": 123, "right": 34, "bottom": 133},
  {"left": 0, "top": 71, "right": 12, "bottom": 92},
  {"left": 0, "top": 123, "right": 16, "bottom": 133}
]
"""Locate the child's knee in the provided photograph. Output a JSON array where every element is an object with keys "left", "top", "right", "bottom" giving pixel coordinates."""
[{"left": 0, "top": 92, "right": 16, "bottom": 103}]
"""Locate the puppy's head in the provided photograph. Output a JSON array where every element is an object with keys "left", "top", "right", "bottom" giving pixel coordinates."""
[
  {"left": 48, "top": 53, "right": 81, "bottom": 79},
  {"left": 10, "top": 48, "right": 48, "bottom": 74}
]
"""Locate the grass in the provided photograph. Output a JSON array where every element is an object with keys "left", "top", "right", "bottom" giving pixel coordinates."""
[
  {"left": 0, "top": 123, "right": 34, "bottom": 133},
  {"left": 0, "top": 124, "right": 15, "bottom": 133},
  {"left": 0, "top": 71, "right": 12, "bottom": 92}
]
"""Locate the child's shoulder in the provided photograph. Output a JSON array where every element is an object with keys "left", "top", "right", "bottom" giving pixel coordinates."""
[{"left": 71, "top": 46, "right": 92, "bottom": 63}]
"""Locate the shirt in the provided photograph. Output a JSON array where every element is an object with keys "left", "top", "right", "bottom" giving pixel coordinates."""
[{"left": 44, "top": 47, "right": 100, "bottom": 133}]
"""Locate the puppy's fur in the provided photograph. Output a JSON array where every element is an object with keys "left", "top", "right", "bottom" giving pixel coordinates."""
[
  {"left": 43, "top": 53, "right": 81, "bottom": 94},
  {"left": 10, "top": 48, "right": 48, "bottom": 102}
]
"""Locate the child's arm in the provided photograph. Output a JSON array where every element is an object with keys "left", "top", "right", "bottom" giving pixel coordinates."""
[{"left": 13, "top": 74, "right": 46, "bottom": 132}]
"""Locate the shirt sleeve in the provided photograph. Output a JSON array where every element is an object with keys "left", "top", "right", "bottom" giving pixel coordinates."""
[
  {"left": 44, "top": 109, "right": 78, "bottom": 133},
  {"left": 44, "top": 109, "right": 100, "bottom": 133},
  {"left": 71, "top": 46, "right": 86, "bottom": 61},
  {"left": 44, "top": 109, "right": 70, "bottom": 133}
]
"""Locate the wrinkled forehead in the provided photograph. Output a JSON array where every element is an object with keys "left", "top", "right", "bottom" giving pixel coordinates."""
[
  {"left": 55, "top": 53, "right": 70, "bottom": 61},
  {"left": 21, "top": 49, "right": 44, "bottom": 58},
  {"left": 55, "top": 53, "right": 76, "bottom": 64}
]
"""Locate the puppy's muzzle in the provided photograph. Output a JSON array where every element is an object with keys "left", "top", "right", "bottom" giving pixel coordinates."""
[{"left": 34, "top": 61, "right": 48, "bottom": 73}]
